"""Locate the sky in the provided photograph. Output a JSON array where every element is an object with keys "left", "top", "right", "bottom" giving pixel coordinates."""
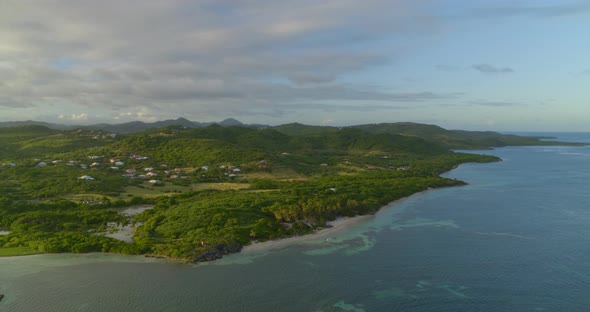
[{"left": 1, "top": 0, "right": 589, "bottom": 131}]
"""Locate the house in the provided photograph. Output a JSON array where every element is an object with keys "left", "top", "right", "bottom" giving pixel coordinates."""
[
  {"left": 115, "top": 161, "right": 125, "bottom": 166},
  {"left": 7, "top": 163, "right": 16, "bottom": 167},
  {"left": 146, "top": 172, "right": 158, "bottom": 177},
  {"left": 144, "top": 167, "right": 153, "bottom": 172},
  {"left": 233, "top": 168, "right": 241, "bottom": 173},
  {"left": 79, "top": 175, "right": 95, "bottom": 180},
  {"left": 35, "top": 162, "right": 47, "bottom": 167},
  {"left": 228, "top": 174, "right": 237, "bottom": 178},
  {"left": 202, "top": 166, "right": 209, "bottom": 171},
  {"left": 80, "top": 164, "right": 88, "bottom": 169},
  {"left": 148, "top": 179, "right": 161, "bottom": 184},
  {"left": 90, "top": 162, "right": 100, "bottom": 167}
]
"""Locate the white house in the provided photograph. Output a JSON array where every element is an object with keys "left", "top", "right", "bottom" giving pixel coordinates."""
[
  {"left": 35, "top": 162, "right": 47, "bottom": 167},
  {"left": 79, "top": 175, "right": 95, "bottom": 180}
]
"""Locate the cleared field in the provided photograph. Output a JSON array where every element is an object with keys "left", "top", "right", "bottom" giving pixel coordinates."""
[
  {"left": 190, "top": 182, "right": 251, "bottom": 191},
  {"left": 0, "top": 246, "right": 39, "bottom": 257},
  {"left": 244, "top": 168, "right": 307, "bottom": 181},
  {"left": 122, "top": 182, "right": 251, "bottom": 197}
]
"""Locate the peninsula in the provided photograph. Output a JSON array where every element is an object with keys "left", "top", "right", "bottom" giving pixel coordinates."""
[{"left": 0, "top": 120, "right": 581, "bottom": 262}]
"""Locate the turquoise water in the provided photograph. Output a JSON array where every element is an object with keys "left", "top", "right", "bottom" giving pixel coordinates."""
[{"left": 2, "top": 134, "right": 590, "bottom": 311}]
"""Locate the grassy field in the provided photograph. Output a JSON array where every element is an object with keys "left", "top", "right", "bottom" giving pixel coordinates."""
[
  {"left": 0, "top": 246, "right": 39, "bottom": 257},
  {"left": 191, "top": 182, "right": 251, "bottom": 191},
  {"left": 244, "top": 168, "right": 308, "bottom": 181},
  {"left": 122, "top": 182, "right": 252, "bottom": 198}
]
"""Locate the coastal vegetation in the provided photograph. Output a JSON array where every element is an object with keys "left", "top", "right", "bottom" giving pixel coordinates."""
[{"left": 0, "top": 121, "right": 574, "bottom": 262}]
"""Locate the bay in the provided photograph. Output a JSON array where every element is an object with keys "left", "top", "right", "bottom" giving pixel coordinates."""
[{"left": 2, "top": 133, "right": 590, "bottom": 311}]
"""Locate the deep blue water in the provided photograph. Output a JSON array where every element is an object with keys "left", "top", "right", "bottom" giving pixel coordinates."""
[{"left": 2, "top": 133, "right": 590, "bottom": 311}]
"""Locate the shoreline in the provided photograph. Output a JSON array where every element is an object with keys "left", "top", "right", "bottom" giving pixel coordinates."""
[
  {"left": 0, "top": 161, "right": 484, "bottom": 261},
  {"left": 237, "top": 156, "right": 489, "bottom": 255},
  {"left": 242, "top": 214, "right": 374, "bottom": 252}
]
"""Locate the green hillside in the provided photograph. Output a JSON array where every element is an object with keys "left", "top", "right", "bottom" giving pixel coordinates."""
[{"left": 0, "top": 121, "right": 575, "bottom": 262}]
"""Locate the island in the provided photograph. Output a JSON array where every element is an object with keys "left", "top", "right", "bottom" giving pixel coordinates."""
[{"left": 0, "top": 120, "right": 582, "bottom": 262}]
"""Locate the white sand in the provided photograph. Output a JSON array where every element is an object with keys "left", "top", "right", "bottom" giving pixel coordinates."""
[{"left": 242, "top": 215, "right": 373, "bottom": 252}]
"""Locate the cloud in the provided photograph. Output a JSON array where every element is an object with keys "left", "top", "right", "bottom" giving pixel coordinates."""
[
  {"left": 0, "top": 0, "right": 451, "bottom": 122},
  {"left": 574, "top": 69, "right": 590, "bottom": 76},
  {"left": 468, "top": 100, "right": 523, "bottom": 107},
  {"left": 472, "top": 64, "right": 514, "bottom": 74},
  {"left": 59, "top": 113, "right": 89, "bottom": 121},
  {"left": 472, "top": 2, "right": 590, "bottom": 19}
]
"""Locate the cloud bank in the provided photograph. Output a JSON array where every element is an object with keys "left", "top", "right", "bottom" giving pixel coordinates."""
[{"left": 0, "top": 0, "right": 448, "bottom": 123}]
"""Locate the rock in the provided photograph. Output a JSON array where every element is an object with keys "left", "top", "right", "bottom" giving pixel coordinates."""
[{"left": 191, "top": 242, "right": 242, "bottom": 262}]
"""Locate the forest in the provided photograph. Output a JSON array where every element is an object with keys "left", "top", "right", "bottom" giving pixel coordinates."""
[{"left": 0, "top": 122, "right": 563, "bottom": 261}]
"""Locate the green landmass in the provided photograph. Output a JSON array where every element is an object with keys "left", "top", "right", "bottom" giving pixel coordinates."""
[{"left": 0, "top": 122, "right": 578, "bottom": 262}]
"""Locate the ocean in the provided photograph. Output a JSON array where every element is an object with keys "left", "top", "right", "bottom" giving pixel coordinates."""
[{"left": 1, "top": 133, "right": 590, "bottom": 311}]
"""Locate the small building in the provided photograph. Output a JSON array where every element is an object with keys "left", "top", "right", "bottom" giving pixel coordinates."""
[
  {"left": 79, "top": 175, "right": 95, "bottom": 181},
  {"left": 115, "top": 161, "right": 125, "bottom": 166},
  {"left": 148, "top": 179, "right": 161, "bottom": 184},
  {"left": 35, "top": 162, "right": 47, "bottom": 167}
]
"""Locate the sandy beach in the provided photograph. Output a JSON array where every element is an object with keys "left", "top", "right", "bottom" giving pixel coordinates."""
[{"left": 242, "top": 214, "right": 374, "bottom": 252}]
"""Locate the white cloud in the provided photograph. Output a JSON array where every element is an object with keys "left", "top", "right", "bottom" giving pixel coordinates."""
[
  {"left": 0, "top": 0, "right": 450, "bottom": 123},
  {"left": 58, "top": 113, "right": 89, "bottom": 121}
]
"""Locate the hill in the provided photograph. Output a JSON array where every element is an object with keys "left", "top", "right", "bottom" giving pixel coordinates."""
[{"left": 0, "top": 121, "right": 580, "bottom": 262}]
